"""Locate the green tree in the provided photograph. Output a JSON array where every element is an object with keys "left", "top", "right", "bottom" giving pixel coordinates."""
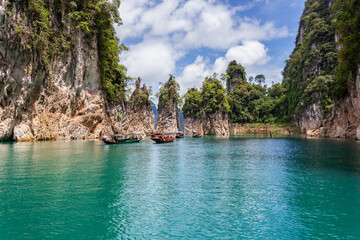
[
  {"left": 182, "top": 88, "right": 202, "bottom": 118},
  {"left": 201, "top": 76, "right": 230, "bottom": 114},
  {"left": 255, "top": 74, "right": 265, "bottom": 85}
]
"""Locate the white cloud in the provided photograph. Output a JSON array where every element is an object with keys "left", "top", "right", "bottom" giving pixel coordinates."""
[
  {"left": 118, "top": 0, "right": 289, "bottom": 49},
  {"left": 225, "top": 41, "right": 270, "bottom": 68},
  {"left": 118, "top": 0, "right": 290, "bottom": 94},
  {"left": 122, "top": 39, "right": 184, "bottom": 86},
  {"left": 177, "top": 56, "right": 211, "bottom": 92}
]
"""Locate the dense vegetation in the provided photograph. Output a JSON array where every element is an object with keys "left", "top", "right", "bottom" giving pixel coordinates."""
[
  {"left": 182, "top": 62, "right": 286, "bottom": 123},
  {"left": 6, "top": 0, "right": 129, "bottom": 103},
  {"left": 182, "top": 88, "right": 202, "bottom": 118},
  {"left": 226, "top": 62, "right": 286, "bottom": 123},
  {"left": 182, "top": 74, "right": 230, "bottom": 119},
  {"left": 201, "top": 75, "right": 230, "bottom": 115}
]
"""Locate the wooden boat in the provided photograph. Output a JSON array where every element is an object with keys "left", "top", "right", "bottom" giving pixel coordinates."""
[
  {"left": 176, "top": 132, "right": 184, "bottom": 138},
  {"left": 192, "top": 132, "right": 203, "bottom": 138},
  {"left": 151, "top": 133, "right": 175, "bottom": 143},
  {"left": 100, "top": 134, "right": 142, "bottom": 144}
]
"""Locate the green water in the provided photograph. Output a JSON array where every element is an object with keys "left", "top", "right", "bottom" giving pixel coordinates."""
[{"left": 0, "top": 136, "right": 359, "bottom": 239}]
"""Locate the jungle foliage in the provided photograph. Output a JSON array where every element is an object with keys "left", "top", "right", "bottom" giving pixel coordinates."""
[
  {"left": 226, "top": 62, "right": 286, "bottom": 123},
  {"left": 201, "top": 75, "right": 230, "bottom": 115},
  {"left": 182, "top": 88, "right": 202, "bottom": 119},
  {"left": 182, "top": 62, "right": 286, "bottom": 123}
]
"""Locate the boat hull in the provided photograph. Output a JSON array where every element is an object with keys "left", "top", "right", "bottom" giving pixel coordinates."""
[
  {"left": 101, "top": 139, "right": 141, "bottom": 145},
  {"left": 152, "top": 138, "right": 175, "bottom": 143}
]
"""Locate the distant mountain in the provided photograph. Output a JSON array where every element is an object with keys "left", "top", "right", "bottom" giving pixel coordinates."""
[
  {"left": 150, "top": 100, "right": 158, "bottom": 129},
  {"left": 178, "top": 109, "right": 184, "bottom": 131}
]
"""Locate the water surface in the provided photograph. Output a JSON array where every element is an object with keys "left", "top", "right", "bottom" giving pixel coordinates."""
[{"left": 0, "top": 136, "right": 359, "bottom": 239}]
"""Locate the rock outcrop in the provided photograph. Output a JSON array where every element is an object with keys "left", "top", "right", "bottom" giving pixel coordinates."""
[
  {"left": 183, "top": 117, "right": 203, "bottom": 135},
  {"left": 0, "top": 0, "right": 125, "bottom": 141},
  {"left": 156, "top": 76, "right": 179, "bottom": 133},
  {"left": 125, "top": 78, "right": 155, "bottom": 136},
  {"left": 202, "top": 111, "right": 229, "bottom": 136}
]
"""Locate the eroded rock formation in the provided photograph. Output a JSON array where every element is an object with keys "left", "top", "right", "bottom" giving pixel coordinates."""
[
  {"left": 156, "top": 76, "right": 179, "bottom": 133},
  {"left": 202, "top": 111, "right": 229, "bottom": 136},
  {"left": 125, "top": 78, "right": 155, "bottom": 136}
]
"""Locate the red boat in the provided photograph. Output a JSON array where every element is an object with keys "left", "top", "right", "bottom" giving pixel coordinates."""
[
  {"left": 176, "top": 132, "right": 184, "bottom": 138},
  {"left": 151, "top": 133, "right": 175, "bottom": 143}
]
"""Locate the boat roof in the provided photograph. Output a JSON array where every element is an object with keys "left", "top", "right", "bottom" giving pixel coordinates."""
[{"left": 110, "top": 133, "right": 138, "bottom": 137}]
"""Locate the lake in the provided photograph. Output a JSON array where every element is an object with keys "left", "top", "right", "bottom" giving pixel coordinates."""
[{"left": 0, "top": 136, "right": 359, "bottom": 239}]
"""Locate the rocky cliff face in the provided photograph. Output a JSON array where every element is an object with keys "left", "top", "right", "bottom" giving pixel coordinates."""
[
  {"left": 156, "top": 77, "right": 179, "bottom": 133},
  {"left": 202, "top": 111, "right": 229, "bottom": 136},
  {"left": 125, "top": 78, "right": 155, "bottom": 136},
  {"left": 0, "top": 0, "right": 125, "bottom": 141},
  {"left": 316, "top": 65, "right": 360, "bottom": 139},
  {"left": 183, "top": 117, "right": 202, "bottom": 135}
]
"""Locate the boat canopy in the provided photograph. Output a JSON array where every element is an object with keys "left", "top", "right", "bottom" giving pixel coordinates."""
[{"left": 109, "top": 133, "right": 139, "bottom": 137}]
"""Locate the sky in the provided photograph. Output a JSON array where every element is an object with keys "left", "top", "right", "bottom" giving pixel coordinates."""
[{"left": 115, "top": 0, "right": 305, "bottom": 94}]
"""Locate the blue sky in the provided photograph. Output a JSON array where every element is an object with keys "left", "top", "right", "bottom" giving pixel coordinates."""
[{"left": 116, "top": 0, "right": 305, "bottom": 93}]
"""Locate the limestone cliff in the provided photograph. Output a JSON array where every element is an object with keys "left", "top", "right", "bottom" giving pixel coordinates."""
[
  {"left": 200, "top": 76, "right": 229, "bottom": 136},
  {"left": 156, "top": 76, "right": 179, "bottom": 133},
  {"left": 283, "top": 0, "right": 360, "bottom": 140},
  {"left": 125, "top": 78, "right": 155, "bottom": 136},
  {"left": 0, "top": 0, "right": 127, "bottom": 141},
  {"left": 202, "top": 111, "right": 229, "bottom": 136},
  {"left": 183, "top": 117, "right": 202, "bottom": 135},
  {"left": 282, "top": 0, "right": 336, "bottom": 133},
  {"left": 182, "top": 88, "right": 202, "bottom": 135}
]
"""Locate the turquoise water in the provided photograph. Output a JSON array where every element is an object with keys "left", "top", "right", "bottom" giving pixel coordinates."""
[{"left": 0, "top": 136, "right": 360, "bottom": 239}]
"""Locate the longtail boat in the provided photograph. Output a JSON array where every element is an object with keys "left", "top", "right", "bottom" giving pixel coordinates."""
[
  {"left": 151, "top": 133, "right": 175, "bottom": 143},
  {"left": 192, "top": 132, "right": 203, "bottom": 138},
  {"left": 176, "top": 132, "right": 184, "bottom": 138},
  {"left": 100, "top": 134, "right": 142, "bottom": 144}
]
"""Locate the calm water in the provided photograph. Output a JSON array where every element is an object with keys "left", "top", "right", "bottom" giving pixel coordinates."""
[{"left": 0, "top": 136, "right": 360, "bottom": 239}]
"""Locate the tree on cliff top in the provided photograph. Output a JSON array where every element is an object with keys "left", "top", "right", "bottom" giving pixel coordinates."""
[
  {"left": 225, "top": 60, "right": 247, "bottom": 92},
  {"left": 201, "top": 75, "right": 230, "bottom": 114},
  {"left": 157, "top": 75, "right": 181, "bottom": 110},
  {"left": 182, "top": 88, "right": 202, "bottom": 119},
  {"left": 255, "top": 74, "right": 266, "bottom": 85}
]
